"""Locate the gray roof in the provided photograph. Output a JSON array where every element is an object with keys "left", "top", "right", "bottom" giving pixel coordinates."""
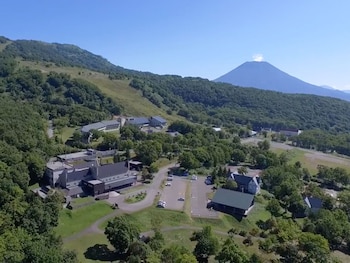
[
  {"left": 97, "top": 161, "right": 128, "bottom": 179},
  {"left": 81, "top": 120, "right": 120, "bottom": 133},
  {"left": 212, "top": 188, "right": 254, "bottom": 210},
  {"left": 66, "top": 168, "right": 92, "bottom": 183},
  {"left": 151, "top": 116, "right": 167, "bottom": 124},
  {"left": 105, "top": 176, "right": 137, "bottom": 189},
  {"left": 127, "top": 117, "right": 150, "bottom": 126},
  {"left": 65, "top": 186, "right": 84, "bottom": 196}
]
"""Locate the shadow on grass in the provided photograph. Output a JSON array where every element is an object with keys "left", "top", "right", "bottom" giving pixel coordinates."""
[{"left": 84, "top": 244, "right": 125, "bottom": 262}]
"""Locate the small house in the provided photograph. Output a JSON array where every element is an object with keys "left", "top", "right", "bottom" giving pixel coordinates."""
[{"left": 228, "top": 173, "right": 261, "bottom": 195}]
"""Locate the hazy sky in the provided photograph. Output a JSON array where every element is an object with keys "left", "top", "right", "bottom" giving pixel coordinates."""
[{"left": 1, "top": 1, "right": 350, "bottom": 90}]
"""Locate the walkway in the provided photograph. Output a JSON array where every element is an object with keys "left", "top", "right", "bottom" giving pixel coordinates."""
[{"left": 63, "top": 163, "right": 175, "bottom": 243}]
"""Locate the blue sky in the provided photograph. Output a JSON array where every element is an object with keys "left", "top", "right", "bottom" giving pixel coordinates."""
[{"left": 2, "top": 1, "right": 350, "bottom": 90}]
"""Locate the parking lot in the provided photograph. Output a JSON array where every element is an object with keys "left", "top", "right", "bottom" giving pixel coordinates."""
[
  {"left": 190, "top": 176, "right": 218, "bottom": 218},
  {"left": 159, "top": 176, "right": 187, "bottom": 211}
]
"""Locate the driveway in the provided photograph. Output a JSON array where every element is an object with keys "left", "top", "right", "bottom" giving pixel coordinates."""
[
  {"left": 160, "top": 176, "right": 187, "bottom": 211},
  {"left": 190, "top": 176, "right": 218, "bottom": 218},
  {"left": 105, "top": 163, "right": 175, "bottom": 212}
]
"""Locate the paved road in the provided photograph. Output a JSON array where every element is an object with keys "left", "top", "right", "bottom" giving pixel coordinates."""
[{"left": 63, "top": 163, "right": 176, "bottom": 243}]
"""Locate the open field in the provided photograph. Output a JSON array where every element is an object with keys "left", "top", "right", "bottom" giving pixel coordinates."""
[
  {"left": 270, "top": 146, "right": 350, "bottom": 175},
  {"left": 63, "top": 233, "right": 114, "bottom": 263},
  {"left": 56, "top": 202, "right": 113, "bottom": 238}
]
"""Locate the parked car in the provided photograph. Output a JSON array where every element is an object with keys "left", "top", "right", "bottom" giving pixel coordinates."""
[
  {"left": 165, "top": 182, "right": 172, "bottom": 186},
  {"left": 167, "top": 177, "right": 173, "bottom": 181},
  {"left": 157, "top": 200, "right": 167, "bottom": 208},
  {"left": 178, "top": 197, "right": 185, "bottom": 201}
]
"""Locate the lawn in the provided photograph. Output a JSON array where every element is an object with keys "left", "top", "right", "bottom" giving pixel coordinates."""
[
  {"left": 71, "top": 196, "right": 94, "bottom": 206},
  {"left": 270, "top": 147, "right": 350, "bottom": 175},
  {"left": 63, "top": 233, "right": 116, "bottom": 263},
  {"left": 56, "top": 201, "right": 113, "bottom": 238}
]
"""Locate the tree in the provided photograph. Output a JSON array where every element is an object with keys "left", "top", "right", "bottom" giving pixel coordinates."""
[
  {"left": 223, "top": 179, "right": 238, "bottom": 190},
  {"left": 192, "top": 226, "right": 219, "bottom": 262},
  {"left": 258, "top": 140, "right": 270, "bottom": 151},
  {"left": 266, "top": 198, "right": 282, "bottom": 217},
  {"left": 298, "top": 232, "right": 330, "bottom": 263},
  {"left": 215, "top": 237, "right": 248, "bottom": 263},
  {"left": 237, "top": 166, "right": 248, "bottom": 175},
  {"left": 175, "top": 254, "right": 197, "bottom": 263},
  {"left": 148, "top": 230, "right": 164, "bottom": 252},
  {"left": 127, "top": 241, "right": 150, "bottom": 261},
  {"left": 179, "top": 151, "right": 200, "bottom": 170},
  {"left": 161, "top": 244, "right": 192, "bottom": 263},
  {"left": 232, "top": 149, "right": 246, "bottom": 164},
  {"left": 104, "top": 216, "right": 140, "bottom": 254}
]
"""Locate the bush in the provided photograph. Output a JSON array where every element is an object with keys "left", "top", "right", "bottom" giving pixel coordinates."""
[
  {"left": 249, "top": 228, "right": 260, "bottom": 237},
  {"left": 243, "top": 236, "right": 253, "bottom": 246},
  {"left": 259, "top": 231, "right": 268, "bottom": 238},
  {"left": 239, "top": 230, "right": 247, "bottom": 237}
]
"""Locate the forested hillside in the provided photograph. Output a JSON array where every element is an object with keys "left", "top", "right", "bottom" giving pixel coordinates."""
[
  {"left": 0, "top": 98, "right": 77, "bottom": 262},
  {"left": 130, "top": 74, "right": 350, "bottom": 133}
]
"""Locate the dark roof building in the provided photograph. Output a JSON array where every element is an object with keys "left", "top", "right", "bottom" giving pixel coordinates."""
[
  {"left": 126, "top": 117, "right": 150, "bottom": 127},
  {"left": 81, "top": 120, "right": 120, "bottom": 133},
  {"left": 228, "top": 173, "right": 261, "bottom": 195},
  {"left": 210, "top": 188, "right": 255, "bottom": 216},
  {"left": 150, "top": 116, "right": 167, "bottom": 127}
]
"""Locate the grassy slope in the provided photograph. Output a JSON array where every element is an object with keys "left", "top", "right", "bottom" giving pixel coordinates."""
[
  {"left": 0, "top": 41, "right": 11, "bottom": 52},
  {"left": 55, "top": 202, "right": 113, "bottom": 238},
  {"left": 270, "top": 147, "right": 350, "bottom": 175},
  {"left": 19, "top": 60, "right": 184, "bottom": 123}
]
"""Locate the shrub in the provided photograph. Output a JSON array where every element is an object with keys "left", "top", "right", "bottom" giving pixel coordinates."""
[{"left": 239, "top": 230, "right": 247, "bottom": 237}]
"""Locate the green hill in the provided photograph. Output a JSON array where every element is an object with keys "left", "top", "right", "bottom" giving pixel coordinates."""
[{"left": 3, "top": 36, "right": 350, "bottom": 134}]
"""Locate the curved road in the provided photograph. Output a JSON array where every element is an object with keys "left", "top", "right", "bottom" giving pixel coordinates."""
[{"left": 63, "top": 163, "right": 176, "bottom": 243}]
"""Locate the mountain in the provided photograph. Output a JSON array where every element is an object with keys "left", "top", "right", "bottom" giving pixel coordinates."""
[
  {"left": 215, "top": 61, "right": 350, "bottom": 101},
  {"left": 4, "top": 36, "right": 350, "bottom": 133}
]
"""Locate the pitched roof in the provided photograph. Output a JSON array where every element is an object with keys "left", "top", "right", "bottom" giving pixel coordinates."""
[
  {"left": 212, "top": 188, "right": 254, "bottom": 210},
  {"left": 66, "top": 168, "right": 92, "bottom": 183},
  {"left": 231, "top": 174, "right": 253, "bottom": 186},
  {"left": 127, "top": 117, "right": 150, "bottom": 126},
  {"left": 151, "top": 116, "right": 167, "bottom": 124},
  {"left": 304, "top": 196, "right": 323, "bottom": 209},
  {"left": 81, "top": 120, "right": 120, "bottom": 133},
  {"left": 97, "top": 161, "right": 128, "bottom": 179}
]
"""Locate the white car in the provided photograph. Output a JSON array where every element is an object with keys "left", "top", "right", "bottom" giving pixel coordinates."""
[{"left": 165, "top": 182, "right": 172, "bottom": 186}]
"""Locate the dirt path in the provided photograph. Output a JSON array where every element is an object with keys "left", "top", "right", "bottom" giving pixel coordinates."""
[{"left": 63, "top": 163, "right": 176, "bottom": 243}]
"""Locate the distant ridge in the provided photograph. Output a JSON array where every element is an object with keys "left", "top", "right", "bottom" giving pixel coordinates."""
[{"left": 215, "top": 61, "right": 350, "bottom": 102}]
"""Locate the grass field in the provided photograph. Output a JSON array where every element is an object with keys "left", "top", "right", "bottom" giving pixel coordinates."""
[
  {"left": 270, "top": 147, "right": 350, "bottom": 175},
  {"left": 71, "top": 196, "right": 94, "bottom": 206},
  {"left": 56, "top": 202, "right": 113, "bottom": 238},
  {"left": 63, "top": 233, "right": 113, "bottom": 263}
]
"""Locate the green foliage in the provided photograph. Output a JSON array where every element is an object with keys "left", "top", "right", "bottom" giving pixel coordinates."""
[
  {"left": 191, "top": 226, "right": 219, "bottom": 261},
  {"left": 215, "top": 237, "right": 249, "bottom": 263},
  {"left": 104, "top": 216, "right": 140, "bottom": 254}
]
